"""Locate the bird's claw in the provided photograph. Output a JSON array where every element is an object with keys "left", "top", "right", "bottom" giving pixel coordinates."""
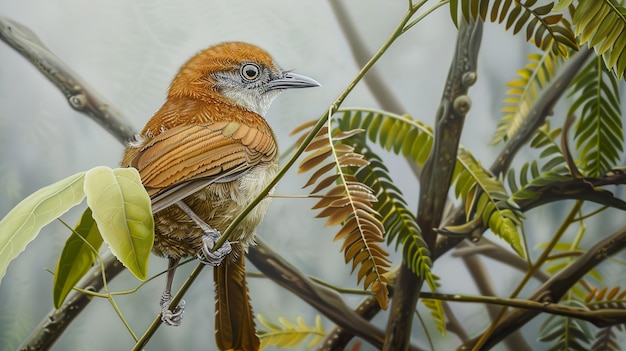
[
  {"left": 198, "top": 229, "right": 232, "bottom": 266},
  {"left": 160, "top": 292, "right": 185, "bottom": 326}
]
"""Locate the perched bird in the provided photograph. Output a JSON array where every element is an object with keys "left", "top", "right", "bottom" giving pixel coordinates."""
[{"left": 121, "top": 42, "right": 319, "bottom": 350}]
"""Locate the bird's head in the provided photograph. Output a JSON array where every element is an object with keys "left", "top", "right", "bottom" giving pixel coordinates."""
[{"left": 168, "top": 41, "right": 320, "bottom": 116}]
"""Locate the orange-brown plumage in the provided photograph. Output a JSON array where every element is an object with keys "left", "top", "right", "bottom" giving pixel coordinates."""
[{"left": 121, "top": 42, "right": 319, "bottom": 351}]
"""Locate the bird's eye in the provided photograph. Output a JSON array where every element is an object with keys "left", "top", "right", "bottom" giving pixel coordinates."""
[{"left": 240, "top": 63, "right": 260, "bottom": 82}]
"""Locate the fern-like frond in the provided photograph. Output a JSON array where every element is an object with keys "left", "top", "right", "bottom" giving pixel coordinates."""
[
  {"left": 585, "top": 286, "right": 626, "bottom": 349},
  {"left": 337, "top": 108, "right": 527, "bottom": 256},
  {"left": 446, "top": 148, "right": 526, "bottom": 257},
  {"left": 491, "top": 51, "right": 562, "bottom": 145},
  {"left": 336, "top": 109, "right": 433, "bottom": 165},
  {"left": 538, "top": 300, "right": 593, "bottom": 351},
  {"left": 295, "top": 120, "right": 390, "bottom": 309},
  {"left": 332, "top": 110, "right": 445, "bottom": 328},
  {"left": 336, "top": 110, "right": 437, "bottom": 274},
  {"left": 358, "top": 151, "right": 437, "bottom": 283},
  {"left": 507, "top": 123, "right": 568, "bottom": 200},
  {"left": 421, "top": 295, "right": 446, "bottom": 336},
  {"left": 591, "top": 327, "right": 622, "bottom": 351},
  {"left": 585, "top": 286, "right": 626, "bottom": 312},
  {"left": 257, "top": 315, "right": 325, "bottom": 350},
  {"left": 574, "top": 0, "right": 626, "bottom": 78},
  {"left": 332, "top": 113, "right": 437, "bottom": 284},
  {"left": 569, "top": 56, "right": 624, "bottom": 177},
  {"left": 450, "top": 0, "right": 578, "bottom": 55}
]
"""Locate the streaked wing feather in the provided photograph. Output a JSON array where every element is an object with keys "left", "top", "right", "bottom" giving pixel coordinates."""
[
  {"left": 126, "top": 122, "right": 276, "bottom": 211},
  {"left": 151, "top": 168, "right": 250, "bottom": 213}
]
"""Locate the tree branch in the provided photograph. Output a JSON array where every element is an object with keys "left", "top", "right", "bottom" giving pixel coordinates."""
[
  {"left": 383, "top": 19, "right": 483, "bottom": 351},
  {"left": 0, "top": 16, "right": 137, "bottom": 144},
  {"left": 18, "top": 252, "right": 124, "bottom": 350}
]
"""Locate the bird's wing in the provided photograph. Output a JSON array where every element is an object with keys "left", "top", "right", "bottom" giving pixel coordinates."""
[{"left": 126, "top": 121, "right": 277, "bottom": 213}]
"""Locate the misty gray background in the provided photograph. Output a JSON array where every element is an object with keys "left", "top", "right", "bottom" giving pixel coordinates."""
[{"left": 1, "top": 1, "right": 625, "bottom": 350}]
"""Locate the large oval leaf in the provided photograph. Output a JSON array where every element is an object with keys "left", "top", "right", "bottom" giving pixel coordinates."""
[
  {"left": 0, "top": 171, "right": 86, "bottom": 285},
  {"left": 53, "top": 207, "right": 104, "bottom": 308},
  {"left": 84, "top": 167, "right": 153, "bottom": 280}
]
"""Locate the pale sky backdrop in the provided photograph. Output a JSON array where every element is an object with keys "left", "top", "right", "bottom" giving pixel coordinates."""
[{"left": 1, "top": 1, "right": 625, "bottom": 350}]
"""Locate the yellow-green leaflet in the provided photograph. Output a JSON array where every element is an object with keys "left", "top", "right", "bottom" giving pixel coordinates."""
[
  {"left": 84, "top": 166, "right": 153, "bottom": 280},
  {"left": 0, "top": 171, "right": 86, "bottom": 285}
]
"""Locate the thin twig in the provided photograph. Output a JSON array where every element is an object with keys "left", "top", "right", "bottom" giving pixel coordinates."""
[
  {"left": 457, "top": 240, "right": 532, "bottom": 351},
  {"left": 329, "top": 0, "right": 406, "bottom": 114},
  {"left": 451, "top": 239, "right": 551, "bottom": 282},
  {"left": 418, "top": 291, "right": 626, "bottom": 327}
]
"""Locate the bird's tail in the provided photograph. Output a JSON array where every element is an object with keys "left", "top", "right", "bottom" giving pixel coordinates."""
[{"left": 214, "top": 248, "right": 260, "bottom": 351}]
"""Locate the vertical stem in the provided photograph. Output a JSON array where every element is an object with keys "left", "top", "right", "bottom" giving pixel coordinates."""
[{"left": 383, "top": 19, "right": 483, "bottom": 351}]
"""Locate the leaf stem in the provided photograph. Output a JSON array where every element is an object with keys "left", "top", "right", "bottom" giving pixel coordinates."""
[
  {"left": 403, "top": 0, "right": 449, "bottom": 33},
  {"left": 91, "top": 242, "right": 140, "bottom": 342}
]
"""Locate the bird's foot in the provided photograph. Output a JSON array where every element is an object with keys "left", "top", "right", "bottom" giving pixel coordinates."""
[
  {"left": 198, "top": 227, "right": 232, "bottom": 266},
  {"left": 160, "top": 292, "right": 185, "bottom": 326}
]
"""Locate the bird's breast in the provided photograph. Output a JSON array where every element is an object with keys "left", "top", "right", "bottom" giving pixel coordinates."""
[{"left": 151, "top": 160, "right": 279, "bottom": 260}]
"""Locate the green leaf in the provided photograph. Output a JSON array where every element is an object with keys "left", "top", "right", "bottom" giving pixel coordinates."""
[
  {"left": 84, "top": 167, "right": 153, "bottom": 280},
  {"left": 53, "top": 207, "right": 104, "bottom": 308},
  {"left": 450, "top": 0, "right": 459, "bottom": 27},
  {"left": 0, "top": 171, "right": 86, "bottom": 285}
]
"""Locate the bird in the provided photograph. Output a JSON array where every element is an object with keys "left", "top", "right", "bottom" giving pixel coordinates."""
[{"left": 121, "top": 41, "right": 320, "bottom": 351}]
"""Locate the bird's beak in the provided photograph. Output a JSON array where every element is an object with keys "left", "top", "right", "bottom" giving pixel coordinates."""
[{"left": 267, "top": 72, "right": 321, "bottom": 90}]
